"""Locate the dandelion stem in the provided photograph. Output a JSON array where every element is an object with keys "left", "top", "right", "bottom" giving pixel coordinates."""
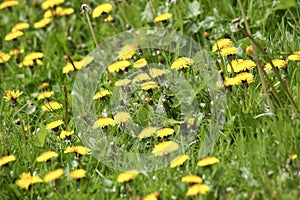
[{"left": 63, "top": 85, "right": 68, "bottom": 127}]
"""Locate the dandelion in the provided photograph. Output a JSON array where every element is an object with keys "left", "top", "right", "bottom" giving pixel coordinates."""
[
  {"left": 154, "top": 13, "right": 172, "bottom": 23},
  {"left": 134, "top": 58, "right": 147, "bottom": 69},
  {"left": 3, "top": 90, "right": 23, "bottom": 101},
  {"left": 132, "top": 73, "right": 151, "bottom": 83},
  {"left": 62, "top": 61, "right": 82, "bottom": 73},
  {"left": 64, "top": 146, "right": 90, "bottom": 155},
  {"left": 16, "top": 172, "right": 43, "bottom": 190},
  {"left": 141, "top": 81, "right": 158, "bottom": 90},
  {"left": 69, "top": 169, "right": 86, "bottom": 179},
  {"left": 58, "top": 7, "right": 74, "bottom": 16},
  {"left": 0, "top": 155, "right": 16, "bottom": 166},
  {"left": 93, "top": 89, "right": 112, "bottom": 100},
  {"left": 235, "top": 72, "right": 254, "bottom": 84},
  {"left": 36, "top": 151, "right": 58, "bottom": 162},
  {"left": 4, "top": 31, "right": 23, "bottom": 41},
  {"left": 212, "top": 38, "right": 233, "bottom": 52},
  {"left": 226, "top": 59, "right": 256, "bottom": 73},
  {"left": 0, "top": 51, "right": 11, "bottom": 63},
  {"left": 138, "top": 126, "right": 157, "bottom": 139},
  {"left": 41, "top": 101, "right": 63, "bottom": 112},
  {"left": 104, "top": 15, "right": 113, "bottom": 22},
  {"left": 39, "top": 82, "right": 50, "bottom": 90},
  {"left": 92, "top": 3, "right": 113, "bottom": 18},
  {"left": 289, "top": 154, "right": 297, "bottom": 160},
  {"left": 264, "top": 59, "right": 287, "bottom": 70},
  {"left": 152, "top": 141, "right": 179, "bottom": 156},
  {"left": 108, "top": 60, "right": 131, "bottom": 73},
  {"left": 59, "top": 130, "right": 74, "bottom": 139},
  {"left": 171, "top": 57, "right": 194, "bottom": 70},
  {"left": 115, "top": 79, "right": 131, "bottom": 86},
  {"left": 0, "top": 1, "right": 19, "bottom": 9},
  {"left": 224, "top": 76, "right": 240, "bottom": 87},
  {"left": 114, "top": 112, "right": 131, "bottom": 124},
  {"left": 118, "top": 44, "right": 137, "bottom": 60},
  {"left": 44, "top": 169, "right": 64, "bottom": 182},
  {"left": 149, "top": 68, "right": 169, "bottom": 78},
  {"left": 220, "top": 46, "right": 238, "bottom": 56},
  {"left": 93, "top": 117, "right": 116, "bottom": 128},
  {"left": 287, "top": 54, "right": 300, "bottom": 61},
  {"left": 197, "top": 157, "right": 219, "bottom": 167},
  {"left": 170, "top": 154, "right": 189, "bottom": 168},
  {"left": 143, "top": 192, "right": 159, "bottom": 200},
  {"left": 156, "top": 128, "right": 174, "bottom": 138},
  {"left": 117, "top": 170, "right": 140, "bottom": 183},
  {"left": 12, "top": 22, "right": 29, "bottom": 32},
  {"left": 181, "top": 175, "right": 203, "bottom": 184},
  {"left": 34, "top": 18, "right": 52, "bottom": 29},
  {"left": 186, "top": 184, "right": 211, "bottom": 196},
  {"left": 41, "top": 0, "right": 65, "bottom": 10},
  {"left": 20, "top": 52, "right": 44, "bottom": 67},
  {"left": 9, "top": 49, "right": 24, "bottom": 56},
  {"left": 245, "top": 45, "right": 253, "bottom": 55},
  {"left": 46, "top": 120, "right": 64, "bottom": 130},
  {"left": 37, "top": 91, "right": 54, "bottom": 100}
]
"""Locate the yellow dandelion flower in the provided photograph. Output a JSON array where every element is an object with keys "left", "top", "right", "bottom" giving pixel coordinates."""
[
  {"left": 188, "top": 118, "right": 195, "bottom": 126},
  {"left": 223, "top": 76, "right": 240, "bottom": 87},
  {"left": 23, "top": 52, "right": 44, "bottom": 61},
  {"left": 37, "top": 91, "right": 54, "bottom": 100},
  {"left": 3, "top": 90, "right": 23, "bottom": 101},
  {"left": 132, "top": 73, "right": 151, "bottom": 83},
  {"left": 59, "top": 130, "right": 74, "bottom": 139},
  {"left": 69, "top": 169, "right": 86, "bottom": 179},
  {"left": 44, "top": 168, "right": 64, "bottom": 183},
  {"left": 171, "top": 57, "right": 194, "bottom": 70},
  {"left": 41, "top": 101, "right": 63, "bottom": 112},
  {"left": 287, "top": 54, "right": 300, "bottom": 61},
  {"left": 93, "top": 117, "right": 116, "bottom": 128},
  {"left": 9, "top": 49, "right": 24, "bottom": 56},
  {"left": 118, "top": 44, "right": 137, "bottom": 60},
  {"left": 245, "top": 45, "right": 253, "bottom": 55},
  {"left": 289, "top": 154, "right": 297, "bottom": 160},
  {"left": 154, "top": 13, "right": 172, "bottom": 22},
  {"left": 64, "top": 146, "right": 90, "bottom": 155},
  {"left": 0, "top": 1, "right": 19, "bottom": 9},
  {"left": 46, "top": 120, "right": 64, "bottom": 130},
  {"left": 197, "top": 157, "right": 219, "bottom": 167},
  {"left": 39, "top": 82, "right": 49, "bottom": 90},
  {"left": 34, "top": 17, "right": 52, "bottom": 29},
  {"left": 133, "top": 58, "right": 147, "bottom": 68},
  {"left": 58, "top": 7, "right": 74, "bottom": 16},
  {"left": 16, "top": 173, "right": 43, "bottom": 190},
  {"left": 170, "top": 154, "right": 189, "bottom": 168},
  {"left": 44, "top": 9, "right": 57, "bottom": 18},
  {"left": 93, "top": 89, "right": 112, "bottom": 100},
  {"left": 104, "top": 15, "right": 113, "bottom": 22},
  {"left": 114, "top": 112, "right": 131, "bottom": 124},
  {"left": 41, "top": 0, "right": 65, "bottom": 10},
  {"left": 152, "top": 141, "right": 179, "bottom": 156},
  {"left": 12, "top": 22, "right": 29, "bottom": 32},
  {"left": 5, "top": 31, "right": 23, "bottom": 41},
  {"left": 235, "top": 72, "right": 254, "bottom": 84},
  {"left": 81, "top": 56, "right": 94, "bottom": 67},
  {"left": 138, "top": 126, "right": 157, "bottom": 139},
  {"left": 141, "top": 81, "right": 158, "bottom": 90},
  {"left": 92, "top": 3, "right": 113, "bottom": 18},
  {"left": 143, "top": 192, "right": 159, "bottom": 200},
  {"left": 156, "top": 127, "right": 174, "bottom": 138},
  {"left": 265, "top": 59, "right": 287, "bottom": 70},
  {"left": 115, "top": 79, "right": 131, "bottom": 86},
  {"left": 212, "top": 38, "right": 233, "bottom": 52},
  {"left": 149, "top": 68, "right": 170, "bottom": 78},
  {"left": 36, "top": 151, "right": 58, "bottom": 162},
  {"left": 108, "top": 60, "right": 131, "bottom": 73},
  {"left": 0, "top": 51, "right": 11, "bottom": 63},
  {"left": 227, "top": 59, "right": 256, "bottom": 73},
  {"left": 181, "top": 175, "right": 203, "bottom": 184},
  {"left": 220, "top": 46, "right": 238, "bottom": 56},
  {"left": 62, "top": 61, "right": 81, "bottom": 74},
  {"left": 0, "top": 155, "right": 16, "bottom": 166},
  {"left": 186, "top": 184, "right": 211, "bottom": 196},
  {"left": 117, "top": 170, "right": 139, "bottom": 183}
]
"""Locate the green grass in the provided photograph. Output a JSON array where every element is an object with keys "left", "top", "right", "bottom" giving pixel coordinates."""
[{"left": 0, "top": 0, "right": 300, "bottom": 199}]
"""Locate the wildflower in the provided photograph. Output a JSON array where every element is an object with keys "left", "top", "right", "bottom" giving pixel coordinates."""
[
  {"left": 223, "top": 76, "right": 240, "bottom": 87},
  {"left": 36, "top": 151, "right": 58, "bottom": 162},
  {"left": 44, "top": 168, "right": 64, "bottom": 182},
  {"left": 154, "top": 13, "right": 172, "bottom": 23},
  {"left": 118, "top": 44, "right": 137, "bottom": 60},
  {"left": 235, "top": 72, "right": 254, "bottom": 84},
  {"left": 93, "top": 117, "right": 116, "bottom": 128},
  {"left": 245, "top": 45, "right": 253, "bottom": 55},
  {"left": 133, "top": 58, "right": 147, "bottom": 68},
  {"left": 41, "top": 0, "right": 65, "bottom": 10},
  {"left": 264, "top": 59, "right": 287, "bottom": 70},
  {"left": 0, "top": 155, "right": 16, "bottom": 166},
  {"left": 115, "top": 79, "right": 131, "bottom": 86},
  {"left": 287, "top": 54, "right": 300, "bottom": 61},
  {"left": 20, "top": 52, "right": 44, "bottom": 67},
  {"left": 170, "top": 154, "right": 189, "bottom": 168},
  {"left": 226, "top": 59, "right": 256, "bottom": 73},
  {"left": 3, "top": 90, "right": 23, "bottom": 101},
  {"left": 58, "top": 7, "right": 74, "bottom": 16},
  {"left": 104, "top": 15, "right": 113, "bottom": 22},
  {"left": 171, "top": 57, "right": 194, "bottom": 70},
  {"left": 152, "top": 141, "right": 179, "bottom": 156},
  {"left": 149, "top": 68, "right": 169, "bottom": 78},
  {"left": 220, "top": 46, "right": 238, "bottom": 56},
  {"left": 0, "top": 1, "right": 19, "bottom": 9},
  {"left": 132, "top": 73, "right": 151, "bottom": 83},
  {"left": 0, "top": 51, "right": 11, "bottom": 63},
  {"left": 59, "top": 130, "right": 74, "bottom": 139},
  {"left": 46, "top": 120, "right": 64, "bottom": 130},
  {"left": 12, "top": 22, "right": 29, "bottom": 32},
  {"left": 141, "top": 81, "right": 158, "bottom": 90},
  {"left": 156, "top": 128, "right": 174, "bottom": 138},
  {"left": 64, "top": 146, "right": 90, "bottom": 155},
  {"left": 69, "top": 169, "right": 86, "bottom": 179},
  {"left": 289, "top": 154, "right": 297, "bottom": 160},
  {"left": 114, "top": 112, "right": 131, "bottom": 124},
  {"left": 143, "top": 192, "right": 159, "bottom": 200},
  {"left": 39, "top": 82, "right": 50, "bottom": 90},
  {"left": 9, "top": 49, "right": 24, "bottom": 56},
  {"left": 197, "top": 157, "right": 219, "bottom": 167},
  {"left": 4, "top": 31, "right": 23, "bottom": 41},
  {"left": 117, "top": 170, "right": 139, "bottom": 183},
  {"left": 16, "top": 172, "right": 43, "bottom": 190},
  {"left": 34, "top": 18, "right": 52, "bottom": 29},
  {"left": 37, "top": 91, "right": 54, "bottom": 100},
  {"left": 93, "top": 89, "right": 112, "bottom": 100},
  {"left": 203, "top": 32, "right": 209, "bottom": 38},
  {"left": 62, "top": 61, "right": 82, "bottom": 74},
  {"left": 41, "top": 101, "right": 63, "bottom": 112},
  {"left": 108, "top": 60, "right": 131, "bottom": 73},
  {"left": 138, "top": 126, "right": 157, "bottom": 139},
  {"left": 181, "top": 175, "right": 203, "bottom": 184},
  {"left": 92, "top": 3, "right": 113, "bottom": 18},
  {"left": 186, "top": 184, "right": 211, "bottom": 196},
  {"left": 212, "top": 38, "right": 233, "bottom": 52}
]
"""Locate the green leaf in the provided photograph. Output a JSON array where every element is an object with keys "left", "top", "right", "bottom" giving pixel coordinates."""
[
  {"left": 274, "top": 0, "right": 297, "bottom": 10},
  {"left": 32, "top": 127, "right": 48, "bottom": 147},
  {"left": 136, "top": 104, "right": 154, "bottom": 126}
]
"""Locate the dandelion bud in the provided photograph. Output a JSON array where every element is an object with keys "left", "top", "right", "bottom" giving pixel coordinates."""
[{"left": 81, "top": 4, "right": 92, "bottom": 14}]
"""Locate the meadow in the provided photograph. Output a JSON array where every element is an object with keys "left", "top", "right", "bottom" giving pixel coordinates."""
[{"left": 0, "top": 0, "right": 299, "bottom": 199}]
